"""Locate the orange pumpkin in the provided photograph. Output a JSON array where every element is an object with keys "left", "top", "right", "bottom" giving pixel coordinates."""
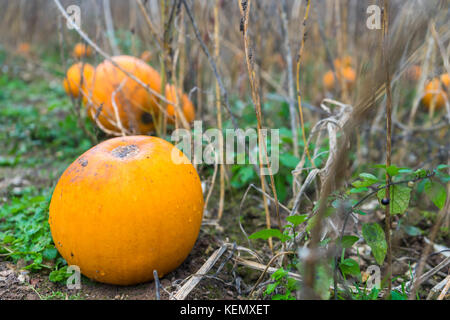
[
  {"left": 441, "top": 73, "right": 450, "bottom": 88},
  {"left": 422, "top": 78, "right": 447, "bottom": 110},
  {"left": 322, "top": 65, "right": 356, "bottom": 91},
  {"left": 63, "top": 62, "right": 94, "bottom": 98},
  {"left": 17, "top": 42, "right": 31, "bottom": 55},
  {"left": 84, "top": 55, "right": 196, "bottom": 134},
  {"left": 140, "top": 50, "right": 152, "bottom": 63},
  {"left": 322, "top": 70, "right": 335, "bottom": 91},
  {"left": 341, "top": 66, "right": 356, "bottom": 87},
  {"left": 49, "top": 135, "right": 204, "bottom": 285},
  {"left": 165, "top": 84, "right": 196, "bottom": 124},
  {"left": 333, "top": 56, "right": 353, "bottom": 70},
  {"left": 84, "top": 55, "right": 163, "bottom": 134},
  {"left": 73, "top": 43, "right": 93, "bottom": 59}
]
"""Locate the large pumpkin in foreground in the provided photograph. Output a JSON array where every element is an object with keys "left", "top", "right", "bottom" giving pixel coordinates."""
[{"left": 49, "top": 136, "right": 204, "bottom": 285}]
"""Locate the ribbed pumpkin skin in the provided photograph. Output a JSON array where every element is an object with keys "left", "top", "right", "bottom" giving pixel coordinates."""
[
  {"left": 49, "top": 136, "right": 204, "bottom": 285},
  {"left": 84, "top": 55, "right": 162, "bottom": 134}
]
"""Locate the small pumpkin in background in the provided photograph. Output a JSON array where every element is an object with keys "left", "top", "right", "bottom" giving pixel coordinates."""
[
  {"left": 49, "top": 135, "right": 204, "bottom": 285},
  {"left": 83, "top": 55, "right": 163, "bottom": 134},
  {"left": 322, "top": 56, "right": 356, "bottom": 91},
  {"left": 83, "top": 55, "right": 196, "bottom": 134},
  {"left": 322, "top": 70, "right": 335, "bottom": 91},
  {"left": 73, "top": 42, "right": 93, "bottom": 59},
  {"left": 406, "top": 65, "right": 422, "bottom": 81},
  {"left": 63, "top": 62, "right": 95, "bottom": 98},
  {"left": 140, "top": 50, "right": 152, "bottom": 63},
  {"left": 16, "top": 42, "right": 31, "bottom": 55},
  {"left": 422, "top": 78, "right": 447, "bottom": 110},
  {"left": 165, "top": 84, "right": 196, "bottom": 124},
  {"left": 440, "top": 73, "right": 450, "bottom": 88},
  {"left": 333, "top": 56, "right": 353, "bottom": 70}
]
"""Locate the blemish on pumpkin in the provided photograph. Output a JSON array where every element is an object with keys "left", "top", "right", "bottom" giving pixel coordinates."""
[
  {"left": 71, "top": 252, "right": 74, "bottom": 257},
  {"left": 141, "top": 112, "right": 153, "bottom": 124},
  {"left": 111, "top": 144, "right": 140, "bottom": 159},
  {"left": 78, "top": 158, "right": 88, "bottom": 167}
]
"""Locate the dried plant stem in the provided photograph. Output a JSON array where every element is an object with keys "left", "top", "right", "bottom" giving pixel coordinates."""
[
  {"left": 296, "top": 0, "right": 314, "bottom": 167},
  {"left": 334, "top": 1, "right": 348, "bottom": 102},
  {"left": 214, "top": 0, "right": 225, "bottom": 221},
  {"left": 279, "top": 0, "right": 299, "bottom": 158},
  {"left": 239, "top": 0, "right": 282, "bottom": 251},
  {"left": 382, "top": 0, "right": 393, "bottom": 296}
]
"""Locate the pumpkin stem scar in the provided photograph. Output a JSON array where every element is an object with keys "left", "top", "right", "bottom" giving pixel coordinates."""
[{"left": 111, "top": 144, "right": 140, "bottom": 159}]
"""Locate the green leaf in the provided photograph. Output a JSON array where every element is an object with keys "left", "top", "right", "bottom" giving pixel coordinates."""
[
  {"left": 286, "top": 214, "right": 308, "bottom": 228},
  {"left": 340, "top": 235, "right": 359, "bottom": 249},
  {"left": 2, "top": 235, "right": 15, "bottom": 244},
  {"left": 352, "top": 173, "right": 379, "bottom": 188},
  {"left": 402, "top": 225, "right": 423, "bottom": 237},
  {"left": 390, "top": 290, "right": 407, "bottom": 300},
  {"left": 249, "top": 228, "right": 290, "bottom": 242},
  {"left": 264, "top": 282, "right": 279, "bottom": 295},
  {"left": 377, "top": 184, "right": 411, "bottom": 215},
  {"left": 424, "top": 180, "right": 446, "bottom": 210},
  {"left": 43, "top": 247, "right": 58, "bottom": 260},
  {"left": 280, "top": 153, "right": 300, "bottom": 169},
  {"left": 339, "top": 258, "right": 361, "bottom": 277},
  {"left": 350, "top": 187, "right": 369, "bottom": 194},
  {"left": 362, "top": 223, "right": 387, "bottom": 265},
  {"left": 271, "top": 267, "right": 288, "bottom": 281},
  {"left": 414, "top": 168, "right": 427, "bottom": 178},
  {"left": 386, "top": 165, "right": 400, "bottom": 177},
  {"left": 49, "top": 266, "right": 70, "bottom": 283}
]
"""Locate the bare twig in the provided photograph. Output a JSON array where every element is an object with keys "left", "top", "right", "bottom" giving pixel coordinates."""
[{"left": 153, "top": 270, "right": 161, "bottom": 300}]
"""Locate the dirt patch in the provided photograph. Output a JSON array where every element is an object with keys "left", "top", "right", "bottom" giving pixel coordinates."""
[{"left": 0, "top": 231, "right": 240, "bottom": 300}]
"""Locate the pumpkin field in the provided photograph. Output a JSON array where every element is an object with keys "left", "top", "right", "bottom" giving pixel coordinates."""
[{"left": 0, "top": 0, "right": 449, "bottom": 301}]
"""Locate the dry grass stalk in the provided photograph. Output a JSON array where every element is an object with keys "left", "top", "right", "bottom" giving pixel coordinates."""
[
  {"left": 279, "top": 0, "right": 299, "bottom": 158},
  {"left": 295, "top": 0, "right": 314, "bottom": 167},
  {"left": 238, "top": 0, "right": 282, "bottom": 251},
  {"left": 171, "top": 245, "right": 227, "bottom": 300},
  {"left": 214, "top": 0, "right": 225, "bottom": 221}
]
